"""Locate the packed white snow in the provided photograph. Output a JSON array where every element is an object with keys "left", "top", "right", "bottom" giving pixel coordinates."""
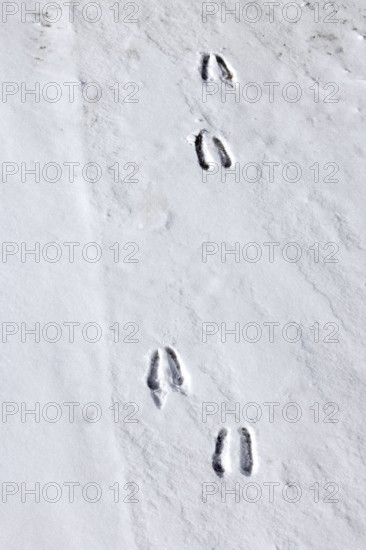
[{"left": 0, "top": 1, "right": 365, "bottom": 548}]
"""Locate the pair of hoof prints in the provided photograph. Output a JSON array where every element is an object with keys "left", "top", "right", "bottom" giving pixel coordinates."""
[
  {"left": 147, "top": 351, "right": 257, "bottom": 476},
  {"left": 195, "top": 130, "right": 232, "bottom": 171},
  {"left": 195, "top": 53, "right": 234, "bottom": 171},
  {"left": 200, "top": 55, "right": 251, "bottom": 477},
  {"left": 201, "top": 53, "right": 234, "bottom": 85},
  {"left": 147, "top": 347, "right": 187, "bottom": 408},
  {"left": 212, "top": 427, "right": 255, "bottom": 478}
]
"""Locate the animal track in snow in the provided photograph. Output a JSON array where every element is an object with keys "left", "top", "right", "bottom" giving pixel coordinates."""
[
  {"left": 212, "top": 136, "right": 232, "bottom": 168},
  {"left": 147, "top": 350, "right": 160, "bottom": 391},
  {"left": 200, "top": 53, "right": 234, "bottom": 84},
  {"left": 239, "top": 427, "right": 254, "bottom": 477},
  {"left": 211, "top": 426, "right": 256, "bottom": 477},
  {"left": 147, "top": 347, "right": 188, "bottom": 407},
  {"left": 215, "top": 54, "right": 234, "bottom": 83},
  {"left": 194, "top": 130, "right": 233, "bottom": 170},
  {"left": 195, "top": 130, "right": 211, "bottom": 170},
  {"left": 212, "top": 428, "right": 229, "bottom": 478},
  {"left": 201, "top": 53, "right": 210, "bottom": 81},
  {"left": 147, "top": 350, "right": 166, "bottom": 409},
  {"left": 165, "top": 346, "right": 186, "bottom": 392}
]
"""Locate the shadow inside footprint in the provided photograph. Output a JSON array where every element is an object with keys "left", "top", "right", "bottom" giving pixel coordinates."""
[
  {"left": 147, "top": 350, "right": 165, "bottom": 409},
  {"left": 201, "top": 53, "right": 210, "bottom": 81},
  {"left": 195, "top": 130, "right": 210, "bottom": 171},
  {"left": 165, "top": 346, "right": 185, "bottom": 391},
  {"left": 212, "top": 136, "right": 232, "bottom": 168},
  {"left": 239, "top": 427, "right": 254, "bottom": 476},
  {"left": 215, "top": 54, "right": 234, "bottom": 83},
  {"left": 212, "top": 428, "right": 228, "bottom": 478}
]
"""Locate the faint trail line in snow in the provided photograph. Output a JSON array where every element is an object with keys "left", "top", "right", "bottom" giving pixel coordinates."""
[
  {"left": 296, "top": 262, "right": 348, "bottom": 333},
  {"left": 256, "top": 217, "right": 352, "bottom": 338}
]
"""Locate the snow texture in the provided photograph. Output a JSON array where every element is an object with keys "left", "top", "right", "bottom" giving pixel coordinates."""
[{"left": 0, "top": 0, "right": 366, "bottom": 548}]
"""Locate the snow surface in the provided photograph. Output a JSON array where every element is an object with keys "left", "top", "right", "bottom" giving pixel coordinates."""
[{"left": 0, "top": 0, "right": 366, "bottom": 548}]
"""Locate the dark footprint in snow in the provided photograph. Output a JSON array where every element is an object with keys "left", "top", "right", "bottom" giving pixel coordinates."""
[
  {"left": 147, "top": 350, "right": 160, "bottom": 391},
  {"left": 239, "top": 427, "right": 254, "bottom": 477},
  {"left": 200, "top": 53, "right": 234, "bottom": 84},
  {"left": 195, "top": 130, "right": 210, "bottom": 171},
  {"left": 194, "top": 131, "right": 232, "bottom": 171},
  {"left": 212, "top": 136, "right": 232, "bottom": 168},
  {"left": 201, "top": 53, "right": 210, "bottom": 81},
  {"left": 147, "top": 350, "right": 166, "bottom": 409},
  {"left": 215, "top": 54, "right": 234, "bottom": 83},
  {"left": 165, "top": 346, "right": 184, "bottom": 387},
  {"left": 212, "top": 428, "right": 229, "bottom": 478},
  {"left": 165, "top": 346, "right": 186, "bottom": 392}
]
